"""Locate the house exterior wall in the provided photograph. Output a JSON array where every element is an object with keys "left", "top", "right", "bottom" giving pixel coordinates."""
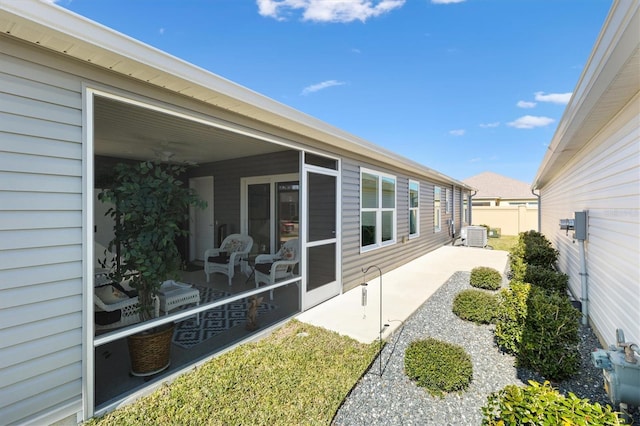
[
  {"left": 340, "top": 158, "right": 456, "bottom": 292},
  {"left": 539, "top": 94, "right": 640, "bottom": 345},
  {"left": 0, "top": 38, "right": 85, "bottom": 425},
  {"left": 471, "top": 205, "right": 538, "bottom": 236},
  {"left": 0, "top": 29, "right": 470, "bottom": 424}
]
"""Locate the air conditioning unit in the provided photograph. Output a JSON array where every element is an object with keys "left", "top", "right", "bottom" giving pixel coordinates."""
[{"left": 465, "top": 226, "right": 487, "bottom": 248}]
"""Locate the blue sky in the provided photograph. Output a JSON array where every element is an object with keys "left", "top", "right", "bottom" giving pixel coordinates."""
[{"left": 56, "top": 0, "right": 611, "bottom": 184}]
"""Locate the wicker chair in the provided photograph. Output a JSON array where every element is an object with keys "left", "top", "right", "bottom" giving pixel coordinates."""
[
  {"left": 254, "top": 238, "right": 299, "bottom": 300},
  {"left": 94, "top": 280, "right": 159, "bottom": 331},
  {"left": 204, "top": 234, "right": 253, "bottom": 285}
]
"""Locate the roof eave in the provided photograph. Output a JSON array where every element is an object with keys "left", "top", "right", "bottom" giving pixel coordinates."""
[
  {"left": 532, "top": 0, "right": 640, "bottom": 190},
  {"left": 1, "top": 1, "right": 470, "bottom": 188}
]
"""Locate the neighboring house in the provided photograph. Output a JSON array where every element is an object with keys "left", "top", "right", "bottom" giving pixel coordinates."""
[
  {"left": 463, "top": 171, "right": 538, "bottom": 236},
  {"left": 0, "top": 2, "right": 473, "bottom": 424},
  {"left": 532, "top": 1, "right": 639, "bottom": 348}
]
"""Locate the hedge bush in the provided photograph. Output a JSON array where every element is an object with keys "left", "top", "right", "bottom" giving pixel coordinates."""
[
  {"left": 470, "top": 266, "right": 502, "bottom": 290},
  {"left": 518, "top": 230, "right": 559, "bottom": 268},
  {"left": 404, "top": 338, "right": 473, "bottom": 396},
  {"left": 494, "top": 281, "right": 531, "bottom": 355},
  {"left": 517, "top": 288, "right": 581, "bottom": 381},
  {"left": 524, "top": 264, "right": 569, "bottom": 294},
  {"left": 452, "top": 289, "right": 499, "bottom": 324},
  {"left": 482, "top": 381, "right": 624, "bottom": 425}
]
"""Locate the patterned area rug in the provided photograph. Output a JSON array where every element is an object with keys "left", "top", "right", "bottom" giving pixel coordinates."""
[{"left": 172, "top": 286, "right": 277, "bottom": 349}]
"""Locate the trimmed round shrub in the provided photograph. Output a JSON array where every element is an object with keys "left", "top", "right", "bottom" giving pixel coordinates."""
[
  {"left": 517, "top": 287, "right": 581, "bottom": 381},
  {"left": 524, "top": 264, "right": 569, "bottom": 294},
  {"left": 470, "top": 266, "right": 502, "bottom": 290},
  {"left": 482, "top": 381, "right": 623, "bottom": 425},
  {"left": 452, "top": 289, "right": 499, "bottom": 324},
  {"left": 405, "top": 338, "right": 473, "bottom": 396},
  {"left": 495, "top": 281, "right": 531, "bottom": 355}
]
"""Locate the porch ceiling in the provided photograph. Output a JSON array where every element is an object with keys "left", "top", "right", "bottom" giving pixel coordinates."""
[{"left": 95, "top": 96, "right": 288, "bottom": 164}]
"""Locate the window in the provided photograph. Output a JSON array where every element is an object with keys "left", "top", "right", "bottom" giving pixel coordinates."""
[
  {"left": 361, "top": 169, "right": 396, "bottom": 250},
  {"left": 462, "top": 191, "right": 469, "bottom": 225},
  {"left": 434, "top": 186, "right": 441, "bottom": 232},
  {"left": 445, "top": 188, "right": 451, "bottom": 214},
  {"left": 409, "top": 180, "right": 419, "bottom": 237}
]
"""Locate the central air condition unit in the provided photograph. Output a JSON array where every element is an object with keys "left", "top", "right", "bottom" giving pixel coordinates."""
[{"left": 465, "top": 226, "right": 487, "bottom": 248}]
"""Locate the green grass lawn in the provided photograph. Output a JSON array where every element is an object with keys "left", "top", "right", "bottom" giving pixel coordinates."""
[
  {"left": 87, "top": 320, "right": 378, "bottom": 425},
  {"left": 487, "top": 235, "right": 518, "bottom": 252}
]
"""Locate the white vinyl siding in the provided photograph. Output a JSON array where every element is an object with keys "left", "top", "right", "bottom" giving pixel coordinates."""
[
  {"left": 409, "top": 180, "right": 419, "bottom": 237},
  {"left": 539, "top": 95, "right": 639, "bottom": 345},
  {"left": 360, "top": 168, "right": 396, "bottom": 251},
  {"left": 0, "top": 42, "right": 84, "bottom": 425}
]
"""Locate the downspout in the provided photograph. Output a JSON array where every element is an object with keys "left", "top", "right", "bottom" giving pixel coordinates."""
[
  {"left": 531, "top": 189, "right": 541, "bottom": 232},
  {"left": 451, "top": 185, "right": 456, "bottom": 244},
  {"left": 578, "top": 238, "right": 589, "bottom": 325},
  {"left": 469, "top": 190, "right": 477, "bottom": 225}
]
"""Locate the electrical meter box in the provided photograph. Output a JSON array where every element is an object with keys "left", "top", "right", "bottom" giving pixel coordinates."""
[{"left": 574, "top": 211, "right": 587, "bottom": 240}]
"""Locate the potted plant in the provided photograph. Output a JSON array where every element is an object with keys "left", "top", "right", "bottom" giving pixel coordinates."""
[{"left": 99, "top": 160, "right": 205, "bottom": 375}]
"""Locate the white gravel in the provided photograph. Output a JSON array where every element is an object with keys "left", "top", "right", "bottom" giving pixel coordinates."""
[{"left": 332, "top": 271, "right": 639, "bottom": 425}]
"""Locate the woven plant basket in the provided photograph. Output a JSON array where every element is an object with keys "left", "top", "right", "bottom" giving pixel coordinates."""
[{"left": 127, "top": 323, "right": 174, "bottom": 377}]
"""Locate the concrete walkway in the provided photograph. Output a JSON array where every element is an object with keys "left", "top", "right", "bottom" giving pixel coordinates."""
[{"left": 296, "top": 245, "right": 508, "bottom": 344}]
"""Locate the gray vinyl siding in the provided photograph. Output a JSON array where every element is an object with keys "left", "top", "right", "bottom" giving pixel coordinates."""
[
  {"left": 0, "top": 41, "right": 84, "bottom": 424},
  {"left": 341, "top": 159, "right": 453, "bottom": 292},
  {"left": 539, "top": 94, "right": 640, "bottom": 346},
  {"left": 190, "top": 151, "right": 299, "bottom": 245}
]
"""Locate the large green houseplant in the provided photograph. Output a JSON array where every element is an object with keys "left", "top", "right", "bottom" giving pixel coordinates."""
[{"left": 99, "top": 160, "right": 205, "bottom": 374}]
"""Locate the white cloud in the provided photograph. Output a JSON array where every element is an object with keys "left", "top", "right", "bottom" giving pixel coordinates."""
[
  {"left": 507, "top": 115, "right": 555, "bottom": 129},
  {"left": 301, "top": 80, "right": 346, "bottom": 95},
  {"left": 479, "top": 122, "right": 500, "bottom": 128},
  {"left": 517, "top": 100, "right": 536, "bottom": 109},
  {"left": 351, "top": 48, "right": 362, "bottom": 54},
  {"left": 432, "top": 0, "right": 465, "bottom": 3},
  {"left": 257, "top": 0, "right": 405, "bottom": 23},
  {"left": 534, "top": 91, "right": 572, "bottom": 105},
  {"left": 469, "top": 157, "right": 481, "bottom": 163},
  {"left": 449, "top": 129, "right": 465, "bottom": 136}
]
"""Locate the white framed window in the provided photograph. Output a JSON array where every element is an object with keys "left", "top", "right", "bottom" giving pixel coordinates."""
[
  {"left": 361, "top": 169, "right": 396, "bottom": 250},
  {"left": 409, "top": 180, "right": 419, "bottom": 237},
  {"left": 445, "top": 188, "right": 451, "bottom": 214},
  {"left": 434, "top": 186, "right": 441, "bottom": 232},
  {"left": 462, "top": 191, "right": 469, "bottom": 225}
]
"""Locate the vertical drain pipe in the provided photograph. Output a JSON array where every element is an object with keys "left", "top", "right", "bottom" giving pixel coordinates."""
[
  {"left": 575, "top": 211, "right": 588, "bottom": 325},
  {"left": 578, "top": 239, "right": 588, "bottom": 325},
  {"left": 531, "top": 189, "right": 541, "bottom": 232}
]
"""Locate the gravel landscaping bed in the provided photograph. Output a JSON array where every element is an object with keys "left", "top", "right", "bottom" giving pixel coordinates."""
[{"left": 333, "top": 271, "right": 639, "bottom": 425}]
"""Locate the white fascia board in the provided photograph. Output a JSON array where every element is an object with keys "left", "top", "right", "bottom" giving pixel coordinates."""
[{"left": 532, "top": 0, "right": 640, "bottom": 189}]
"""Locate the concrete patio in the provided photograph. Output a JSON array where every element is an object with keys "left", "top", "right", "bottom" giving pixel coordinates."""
[{"left": 297, "top": 245, "right": 509, "bottom": 343}]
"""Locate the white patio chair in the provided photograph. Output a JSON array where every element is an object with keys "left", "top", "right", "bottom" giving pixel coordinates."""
[
  {"left": 204, "top": 234, "right": 253, "bottom": 285},
  {"left": 94, "top": 284, "right": 159, "bottom": 331},
  {"left": 254, "top": 238, "right": 299, "bottom": 300}
]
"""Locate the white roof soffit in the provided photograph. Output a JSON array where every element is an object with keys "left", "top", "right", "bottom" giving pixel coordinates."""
[
  {"left": 532, "top": 0, "right": 640, "bottom": 190},
  {"left": 0, "top": 1, "right": 471, "bottom": 189}
]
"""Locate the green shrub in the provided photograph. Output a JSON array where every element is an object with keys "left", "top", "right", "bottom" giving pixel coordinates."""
[
  {"left": 495, "top": 281, "right": 531, "bottom": 355},
  {"left": 404, "top": 338, "right": 473, "bottom": 396},
  {"left": 482, "top": 380, "right": 624, "bottom": 425},
  {"left": 508, "top": 252, "right": 527, "bottom": 282},
  {"left": 452, "top": 289, "right": 499, "bottom": 324},
  {"left": 519, "top": 230, "right": 559, "bottom": 268},
  {"left": 524, "top": 264, "right": 569, "bottom": 294},
  {"left": 517, "top": 288, "right": 581, "bottom": 380},
  {"left": 470, "top": 266, "right": 502, "bottom": 290}
]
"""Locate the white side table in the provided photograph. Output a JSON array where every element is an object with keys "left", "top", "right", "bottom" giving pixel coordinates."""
[{"left": 158, "top": 281, "right": 200, "bottom": 325}]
